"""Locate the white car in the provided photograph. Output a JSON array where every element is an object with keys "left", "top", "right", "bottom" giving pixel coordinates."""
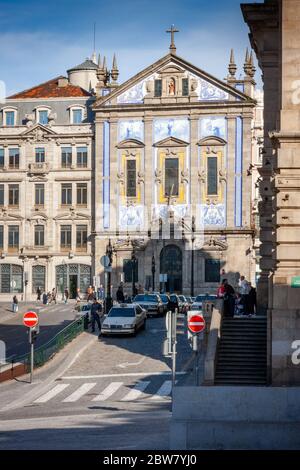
[{"left": 101, "top": 303, "right": 147, "bottom": 336}]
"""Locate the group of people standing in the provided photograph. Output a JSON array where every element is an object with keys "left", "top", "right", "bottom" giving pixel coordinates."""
[
  {"left": 36, "top": 287, "right": 57, "bottom": 305},
  {"left": 217, "top": 276, "right": 257, "bottom": 317}
]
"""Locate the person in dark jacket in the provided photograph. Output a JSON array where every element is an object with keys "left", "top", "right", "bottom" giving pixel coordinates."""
[
  {"left": 223, "top": 279, "right": 235, "bottom": 317},
  {"left": 168, "top": 294, "right": 179, "bottom": 313},
  {"left": 91, "top": 300, "right": 102, "bottom": 334},
  {"left": 116, "top": 285, "right": 125, "bottom": 303},
  {"left": 248, "top": 284, "right": 257, "bottom": 316}
]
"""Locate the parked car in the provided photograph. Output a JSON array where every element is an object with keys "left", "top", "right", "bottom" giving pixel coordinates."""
[
  {"left": 155, "top": 293, "right": 170, "bottom": 314},
  {"left": 133, "top": 294, "right": 165, "bottom": 316},
  {"left": 101, "top": 303, "right": 147, "bottom": 336},
  {"left": 185, "top": 296, "right": 193, "bottom": 309},
  {"left": 191, "top": 294, "right": 217, "bottom": 311}
]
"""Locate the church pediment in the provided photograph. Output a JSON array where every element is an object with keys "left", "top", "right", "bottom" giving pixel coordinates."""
[
  {"left": 197, "top": 136, "right": 227, "bottom": 146},
  {"left": 22, "top": 123, "right": 57, "bottom": 142},
  {"left": 154, "top": 136, "right": 189, "bottom": 147},
  {"left": 94, "top": 53, "right": 252, "bottom": 108},
  {"left": 116, "top": 139, "right": 145, "bottom": 149}
]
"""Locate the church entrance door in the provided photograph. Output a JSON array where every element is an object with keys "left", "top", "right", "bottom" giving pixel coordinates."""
[{"left": 160, "top": 244, "right": 182, "bottom": 293}]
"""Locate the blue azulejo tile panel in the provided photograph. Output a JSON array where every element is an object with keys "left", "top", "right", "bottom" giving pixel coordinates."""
[
  {"left": 199, "top": 203, "right": 226, "bottom": 227},
  {"left": 153, "top": 118, "right": 190, "bottom": 143},
  {"left": 235, "top": 116, "right": 243, "bottom": 227},
  {"left": 118, "top": 120, "right": 144, "bottom": 141},
  {"left": 118, "top": 205, "right": 144, "bottom": 230},
  {"left": 117, "top": 74, "right": 156, "bottom": 104},
  {"left": 199, "top": 116, "right": 227, "bottom": 140}
]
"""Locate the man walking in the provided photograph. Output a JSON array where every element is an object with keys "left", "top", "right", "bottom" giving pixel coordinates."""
[
  {"left": 238, "top": 276, "right": 250, "bottom": 315},
  {"left": 116, "top": 284, "right": 125, "bottom": 303},
  {"left": 90, "top": 299, "right": 102, "bottom": 335}
]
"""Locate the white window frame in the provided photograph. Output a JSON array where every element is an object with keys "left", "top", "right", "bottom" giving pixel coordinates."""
[
  {"left": 35, "top": 106, "right": 51, "bottom": 125},
  {"left": 2, "top": 107, "right": 18, "bottom": 127},
  {"left": 68, "top": 105, "right": 86, "bottom": 124}
]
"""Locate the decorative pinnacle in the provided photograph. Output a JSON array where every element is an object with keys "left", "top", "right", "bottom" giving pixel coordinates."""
[
  {"left": 111, "top": 53, "right": 119, "bottom": 84},
  {"left": 228, "top": 49, "right": 237, "bottom": 77}
]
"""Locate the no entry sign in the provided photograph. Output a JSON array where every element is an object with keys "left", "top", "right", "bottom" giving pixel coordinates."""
[
  {"left": 188, "top": 314, "right": 205, "bottom": 334},
  {"left": 23, "top": 311, "right": 39, "bottom": 328}
]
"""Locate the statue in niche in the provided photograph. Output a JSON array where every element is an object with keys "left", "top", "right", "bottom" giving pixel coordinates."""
[{"left": 168, "top": 78, "right": 175, "bottom": 96}]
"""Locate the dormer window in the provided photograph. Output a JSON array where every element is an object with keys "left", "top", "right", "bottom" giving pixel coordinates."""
[
  {"left": 38, "top": 110, "right": 48, "bottom": 125},
  {"left": 5, "top": 111, "right": 15, "bottom": 126},
  {"left": 69, "top": 105, "right": 85, "bottom": 124},
  {"left": 72, "top": 109, "right": 83, "bottom": 124},
  {"left": 2, "top": 107, "right": 17, "bottom": 126}
]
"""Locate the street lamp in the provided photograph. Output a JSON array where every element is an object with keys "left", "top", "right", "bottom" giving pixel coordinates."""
[
  {"left": 131, "top": 242, "right": 137, "bottom": 298},
  {"left": 105, "top": 238, "right": 113, "bottom": 314},
  {"left": 151, "top": 255, "right": 156, "bottom": 292}
]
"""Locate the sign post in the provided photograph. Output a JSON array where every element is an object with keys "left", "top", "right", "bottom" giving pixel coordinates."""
[
  {"left": 188, "top": 313, "right": 205, "bottom": 385},
  {"left": 164, "top": 309, "right": 177, "bottom": 396},
  {"left": 23, "top": 312, "right": 39, "bottom": 383}
]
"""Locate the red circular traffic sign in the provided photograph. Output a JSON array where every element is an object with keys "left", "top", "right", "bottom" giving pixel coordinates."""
[
  {"left": 23, "top": 311, "right": 39, "bottom": 328},
  {"left": 188, "top": 314, "right": 205, "bottom": 334}
]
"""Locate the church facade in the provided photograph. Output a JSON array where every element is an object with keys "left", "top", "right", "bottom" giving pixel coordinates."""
[
  {"left": 0, "top": 35, "right": 259, "bottom": 300},
  {"left": 93, "top": 43, "right": 257, "bottom": 296}
]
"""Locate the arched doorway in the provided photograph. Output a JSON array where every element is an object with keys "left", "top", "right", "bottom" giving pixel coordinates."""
[{"left": 160, "top": 244, "right": 182, "bottom": 293}]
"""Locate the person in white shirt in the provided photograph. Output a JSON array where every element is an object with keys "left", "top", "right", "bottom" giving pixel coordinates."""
[{"left": 238, "top": 276, "right": 250, "bottom": 315}]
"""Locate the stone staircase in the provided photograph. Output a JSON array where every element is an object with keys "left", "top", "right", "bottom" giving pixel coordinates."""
[{"left": 215, "top": 316, "right": 268, "bottom": 385}]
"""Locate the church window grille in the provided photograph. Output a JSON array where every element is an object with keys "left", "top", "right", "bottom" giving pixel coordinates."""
[
  {"left": 205, "top": 259, "right": 220, "bottom": 283},
  {"left": 154, "top": 80, "right": 162, "bottom": 97},
  {"left": 123, "top": 259, "right": 138, "bottom": 283},
  {"left": 126, "top": 159, "right": 137, "bottom": 198},
  {"left": 207, "top": 156, "right": 218, "bottom": 195},
  {"left": 165, "top": 157, "right": 179, "bottom": 197},
  {"left": 182, "top": 78, "right": 189, "bottom": 96}
]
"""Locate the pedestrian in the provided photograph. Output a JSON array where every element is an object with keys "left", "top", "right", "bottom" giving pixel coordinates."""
[
  {"left": 12, "top": 295, "right": 18, "bottom": 313},
  {"left": 138, "top": 283, "right": 144, "bottom": 294},
  {"left": 97, "top": 284, "right": 104, "bottom": 301},
  {"left": 217, "top": 281, "right": 226, "bottom": 298},
  {"left": 238, "top": 275, "right": 250, "bottom": 314},
  {"left": 52, "top": 288, "right": 57, "bottom": 304},
  {"left": 64, "top": 287, "right": 69, "bottom": 304},
  {"left": 132, "top": 283, "right": 138, "bottom": 298},
  {"left": 90, "top": 299, "right": 102, "bottom": 336},
  {"left": 42, "top": 292, "right": 48, "bottom": 305},
  {"left": 248, "top": 283, "right": 257, "bottom": 316},
  {"left": 36, "top": 286, "right": 41, "bottom": 302},
  {"left": 87, "top": 285, "right": 94, "bottom": 302},
  {"left": 234, "top": 293, "right": 246, "bottom": 316},
  {"left": 116, "top": 284, "right": 125, "bottom": 303},
  {"left": 223, "top": 279, "right": 235, "bottom": 317},
  {"left": 76, "top": 287, "right": 81, "bottom": 305}
]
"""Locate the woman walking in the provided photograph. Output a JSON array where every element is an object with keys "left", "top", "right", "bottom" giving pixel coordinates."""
[{"left": 12, "top": 295, "right": 18, "bottom": 313}]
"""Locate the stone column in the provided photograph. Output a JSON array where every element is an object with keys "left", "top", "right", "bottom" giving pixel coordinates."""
[{"left": 226, "top": 115, "right": 236, "bottom": 228}]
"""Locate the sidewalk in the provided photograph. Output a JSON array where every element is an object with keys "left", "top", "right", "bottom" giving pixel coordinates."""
[{"left": 0, "top": 300, "right": 78, "bottom": 324}]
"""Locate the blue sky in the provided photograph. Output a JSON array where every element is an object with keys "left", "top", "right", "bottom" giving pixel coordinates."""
[{"left": 0, "top": 0, "right": 263, "bottom": 95}]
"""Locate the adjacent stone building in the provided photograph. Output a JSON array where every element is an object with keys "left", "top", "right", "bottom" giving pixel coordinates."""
[{"left": 242, "top": 0, "right": 300, "bottom": 384}]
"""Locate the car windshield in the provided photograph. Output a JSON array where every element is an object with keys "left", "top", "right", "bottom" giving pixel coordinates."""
[
  {"left": 179, "top": 296, "right": 186, "bottom": 301},
  {"left": 134, "top": 295, "right": 158, "bottom": 303},
  {"left": 169, "top": 295, "right": 177, "bottom": 302},
  {"left": 108, "top": 308, "right": 135, "bottom": 317},
  {"left": 160, "top": 295, "right": 169, "bottom": 302}
]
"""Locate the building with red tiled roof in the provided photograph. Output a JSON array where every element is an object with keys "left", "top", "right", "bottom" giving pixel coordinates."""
[{"left": 8, "top": 76, "right": 92, "bottom": 100}]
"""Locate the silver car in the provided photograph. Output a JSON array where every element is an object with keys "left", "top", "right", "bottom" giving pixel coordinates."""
[
  {"left": 101, "top": 304, "right": 147, "bottom": 336},
  {"left": 133, "top": 294, "right": 165, "bottom": 316}
]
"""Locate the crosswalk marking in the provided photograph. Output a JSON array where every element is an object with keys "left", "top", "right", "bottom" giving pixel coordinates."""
[
  {"left": 151, "top": 380, "right": 172, "bottom": 400},
  {"left": 62, "top": 383, "right": 97, "bottom": 403},
  {"left": 34, "top": 384, "right": 70, "bottom": 403},
  {"left": 92, "top": 382, "right": 123, "bottom": 402},
  {"left": 121, "top": 381, "right": 150, "bottom": 401}
]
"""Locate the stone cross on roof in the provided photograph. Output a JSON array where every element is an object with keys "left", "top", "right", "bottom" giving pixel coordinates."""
[{"left": 166, "top": 25, "right": 179, "bottom": 54}]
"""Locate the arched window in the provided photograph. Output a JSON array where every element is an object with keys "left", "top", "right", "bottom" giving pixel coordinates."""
[
  {"left": 0, "top": 264, "right": 23, "bottom": 293},
  {"left": 32, "top": 265, "right": 46, "bottom": 293}
]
